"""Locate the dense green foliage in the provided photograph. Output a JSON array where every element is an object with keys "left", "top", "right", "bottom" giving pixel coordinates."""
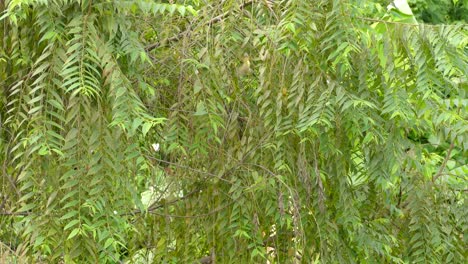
[
  {"left": 409, "top": 0, "right": 468, "bottom": 24},
  {"left": 373, "top": 0, "right": 468, "bottom": 24},
  {"left": 1, "top": 0, "right": 467, "bottom": 263}
]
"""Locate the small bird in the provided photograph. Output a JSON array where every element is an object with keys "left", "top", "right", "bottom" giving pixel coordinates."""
[{"left": 237, "top": 53, "right": 251, "bottom": 77}]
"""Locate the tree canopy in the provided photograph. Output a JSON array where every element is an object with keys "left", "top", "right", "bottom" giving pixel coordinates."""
[{"left": 1, "top": 0, "right": 467, "bottom": 263}]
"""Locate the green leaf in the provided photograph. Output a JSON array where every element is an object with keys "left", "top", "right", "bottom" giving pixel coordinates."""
[
  {"left": 67, "top": 228, "right": 80, "bottom": 240},
  {"left": 142, "top": 122, "right": 152, "bottom": 136},
  {"left": 60, "top": 211, "right": 78, "bottom": 220},
  {"left": 177, "top": 5, "right": 186, "bottom": 16},
  {"left": 64, "top": 219, "right": 80, "bottom": 231},
  {"left": 194, "top": 102, "right": 207, "bottom": 116},
  {"left": 168, "top": 4, "right": 176, "bottom": 15},
  {"left": 104, "top": 238, "right": 114, "bottom": 249},
  {"left": 194, "top": 79, "right": 202, "bottom": 94},
  {"left": 18, "top": 203, "right": 36, "bottom": 213}
]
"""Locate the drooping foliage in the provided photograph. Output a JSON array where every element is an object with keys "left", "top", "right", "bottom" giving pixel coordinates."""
[{"left": 0, "top": 0, "right": 466, "bottom": 263}]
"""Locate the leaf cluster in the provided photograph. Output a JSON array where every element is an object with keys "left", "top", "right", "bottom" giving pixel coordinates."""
[{"left": 0, "top": 0, "right": 466, "bottom": 263}]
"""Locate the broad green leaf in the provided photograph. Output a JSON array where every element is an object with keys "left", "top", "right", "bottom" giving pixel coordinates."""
[{"left": 67, "top": 228, "right": 80, "bottom": 240}]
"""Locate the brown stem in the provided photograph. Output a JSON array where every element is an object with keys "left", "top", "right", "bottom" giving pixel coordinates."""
[{"left": 432, "top": 141, "right": 455, "bottom": 183}]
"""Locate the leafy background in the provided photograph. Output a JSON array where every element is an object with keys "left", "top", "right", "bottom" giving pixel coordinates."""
[{"left": 0, "top": 0, "right": 466, "bottom": 263}]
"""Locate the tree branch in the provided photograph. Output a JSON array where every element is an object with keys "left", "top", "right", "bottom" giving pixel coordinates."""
[
  {"left": 432, "top": 141, "right": 455, "bottom": 182},
  {"left": 0, "top": 211, "right": 28, "bottom": 216}
]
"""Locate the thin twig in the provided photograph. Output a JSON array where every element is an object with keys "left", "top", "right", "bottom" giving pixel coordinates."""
[
  {"left": 432, "top": 141, "right": 455, "bottom": 182},
  {"left": 356, "top": 16, "right": 419, "bottom": 26},
  {"left": 148, "top": 199, "right": 236, "bottom": 218},
  {"left": 206, "top": 0, "right": 253, "bottom": 26},
  {"left": 2, "top": 160, "right": 20, "bottom": 198},
  {"left": 0, "top": 211, "right": 28, "bottom": 216},
  {"left": 124, "top": 188, "right": 201, "bottom": 216},
  {"left": 356, "top": 16, "right": 468, "bottom": 27},
  {"left": 144, "top": 1, "right": 254, "bottom": 52},
  {"left": 145, "top": 156, "right": 234, "bottom": 184}
]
